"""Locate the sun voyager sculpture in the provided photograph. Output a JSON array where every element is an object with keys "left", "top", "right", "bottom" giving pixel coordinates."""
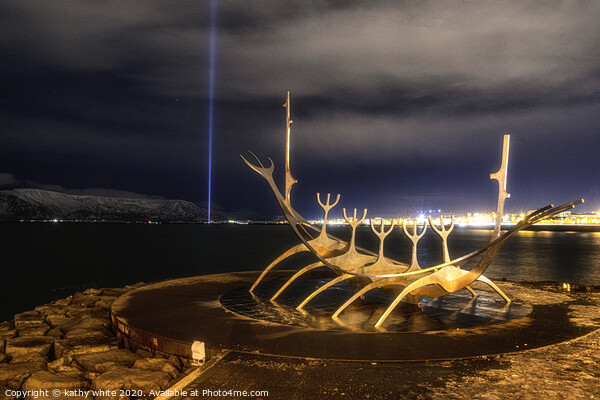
[{"left": 242, "top": 92, "right": 582, "bottom": 330}]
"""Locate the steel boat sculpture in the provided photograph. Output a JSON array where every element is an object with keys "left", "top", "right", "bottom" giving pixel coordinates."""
[{"left": 242, "top": 92, "right": 582, "bottom": 329}]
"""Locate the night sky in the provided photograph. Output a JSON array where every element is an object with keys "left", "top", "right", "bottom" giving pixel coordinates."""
[{"left": 1, "top": 1, "right": 599, "bottom": 219}]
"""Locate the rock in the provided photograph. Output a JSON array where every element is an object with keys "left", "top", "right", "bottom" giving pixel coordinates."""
[
  {"left": 46, "top": 315, "right": 71, "bottom": 328},
  {"left": 47, "top": 358, "right": 65, "bottom": 372},
  {"left": 132, "top": 358, "right": 179, "bottom": 378},
  {"left": 54, "top": 336, "right": 119, "bottom": 359},
  {"left": 134, "top": 349, "right": 153, "bottom": 358},
  {"left": 0, "top": 340, "right": 4, "bottom": 354},
  {"left": 0, "top": 385, "right": 15, "bottom": 400},
  {"left": 48, "top": 358, "right": 83, "bottom": 373},
  {"left": 167, "top": 355, "right": 182, "bottom": 371},
  {"left": 46, "top": 328, "right": 64, "bottom": 338},
  {"left": 95, "top": 395, "right": 129, "bottom": 400},
  {"left": 48, "top": 317, "right": 113, "bottom": 341},
  {"left": 84, "top": 288, "right": 104, "bottom": 296},
  {"left": 92, "top": 367, "right": 170, "bottom": 395},
  {"left": 63, "top": 328, "right": 112, "bottom": 340},
  {"left": 65, "top": 307, "right": 109, "bottom": 319},
  {"left": 95, "top": 296, "right": 118, "bottom": 310},
  {"left": 13, "top": 312, "right": 45, "bottom": 330},
  {"left": 34, "top": 305, "right": 67, "bottom": 316},
  {"left": 17, "top": 324, "right": 50, "bottom": 337},
  {"left": 0, "top": 361, "right": 46, "bottom": 388},
  {"left": 82, "top": 371, "right": 100, "bottom": 381},
  {"left": 64, "top": 317, "right": 112, "bottom": 332},
  {"left": 71, "top": 294, "right": 100, "bottom": 308},
  {"left": 0, "top": 325, "right": 16, "bottom": 341},
  {"left": 52, "top": 299, "right": 71, "bottom": 307},
  {"left": 74, "top": 349, "right": 140, "bottom": 373},
  {"left": 5, "top": 336, "right": 54, "bottom": 362},
  {"left": 0, "top": 354, "right": 6, "bottom": 363},
  {"left": 23, "top": 371, "right": 90, "bottom": 392}
]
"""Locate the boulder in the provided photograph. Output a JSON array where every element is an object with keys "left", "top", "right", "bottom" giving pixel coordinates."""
[
  {"left": 132, "top": 358, "right": 178, "bottom": 378},
  {"left": 134, "top": 349, "right": 153, "bottom": 358},
  {"left": 82, "top": 371, "right": 100, "bottom": 381},
  {"left": 74, "top": 349, "right": 140, "bottom": 373},
  {"left": 71, "top": 294, "right": 100, "bottom": 308},
  {"left": 5, "top": 336, "right": 54, "bottom": 362},
  {"left": 65, "top": 307, "right": 110, "bottom": 319},
  {"left": 49, "top": 315, "right": 112, "bottom": 333},
  {"left": 63, "top": 328, "right": 112, "bottom": 340},
  {"left": 54, "top": 336, "right": 119, "bottom": 360},
  {"left": 0, "top": 385, "right": 14, "bottom": 400},
  {"left": 95, "top": 296, "right": 118, "bottom": 310},
  {"left": 91, "top": 367, "right": 170, "bottom": 395},
  {"left": 52, "top": 299, "right": 71, "bottom": 307},
  {"left": 46, "top": 328, "right": 64, "bottom": 339},
  {"left": 84, "top": 288, "right": 104, "bottom": 296},
  {"left": 64, "top": 317, "right": 111, "bottom": 332},
  {"left": 0, "top": 385, "right": 15, "bottom": 400},
  {"left": 167, "top": 355, "right": 182, "bottom": 371},
  {"left": 0, "top": 361, "right": 46, "bottom": 389},
  {"left": 0, "top": 325, "right": 16, "bottom": 341},
  {"left": 23, "top": 371, "right": 89, "bottom": 392},
  {"left": 47, "top": 357, "right": 82, "bottom": 372},
  {"left": 17, "top": 324, "right": 50, "bottom": 337},
  {"left": 95, "top": 395, "right": 129, "bottom": 400},
  {"left": 34, "top": 305, "right": 67, "bottom": 316},
  {"left": 47, "top": 358, "right": 66, "bottom": 372},
  {"left": 13, "top": 312, "right": 45, "bottom": 330},
  {"left": 46, "top": 315, "right": 71, "bottom": 329}
]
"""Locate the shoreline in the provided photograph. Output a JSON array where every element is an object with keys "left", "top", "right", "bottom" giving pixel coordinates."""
[{"left": 3, "top": 221, "right": 600, "bottom": 233}]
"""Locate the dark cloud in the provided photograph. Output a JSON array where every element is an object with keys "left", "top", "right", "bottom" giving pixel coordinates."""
[{"left": 0, "top": 0, "right": 599, "bottom": 217}]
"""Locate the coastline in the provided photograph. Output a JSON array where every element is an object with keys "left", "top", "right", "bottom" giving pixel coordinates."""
[{"left": 5, "top": 221, "right": 600, "bottom": 233}]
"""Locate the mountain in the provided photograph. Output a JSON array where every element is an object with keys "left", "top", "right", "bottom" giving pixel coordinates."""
[{"left": 0, "top": 188, "right": 208, "bottom": 222}]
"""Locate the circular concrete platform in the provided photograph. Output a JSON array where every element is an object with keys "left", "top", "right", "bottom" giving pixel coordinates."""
[{"left": 111, "top": 271, "right": 591, "bottom": 361}]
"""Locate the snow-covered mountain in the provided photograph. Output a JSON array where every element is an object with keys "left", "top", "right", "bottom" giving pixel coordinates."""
[{"left": 0, "top": 188, "right": 208, "bottom": 222}]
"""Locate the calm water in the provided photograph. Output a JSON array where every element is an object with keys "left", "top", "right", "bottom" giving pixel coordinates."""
[{"left": 1, "top": 223, "right": 599, "bottom": 322}]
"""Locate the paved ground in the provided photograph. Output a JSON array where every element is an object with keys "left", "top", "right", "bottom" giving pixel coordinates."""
[{"left": 170, "top": 324, "right": 600, "bottom": 399}]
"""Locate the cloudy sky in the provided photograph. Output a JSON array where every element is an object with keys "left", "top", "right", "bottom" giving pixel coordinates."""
[{"left": 1, "top": 0, "right": 599, "bottom": 218}]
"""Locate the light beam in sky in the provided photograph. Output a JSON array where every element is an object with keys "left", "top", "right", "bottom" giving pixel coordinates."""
[{"left": 207, "top": 0, "right": 217, "bottom": 223}]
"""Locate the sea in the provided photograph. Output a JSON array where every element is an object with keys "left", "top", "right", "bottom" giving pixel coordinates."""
[{"left": 1, "top": 222, "right": 599, "bottom": 323}]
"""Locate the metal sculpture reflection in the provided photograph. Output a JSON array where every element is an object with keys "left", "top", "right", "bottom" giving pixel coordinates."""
[{"left": 242, "top": 92, "right": 583, "bottom": 329}]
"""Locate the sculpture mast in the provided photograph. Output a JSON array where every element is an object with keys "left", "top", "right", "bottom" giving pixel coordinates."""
[
  {"left": 283, "top": 91, "right": 297, "bottom": 204},
  {"left": 490, "top": 135, "right": 510, "bottom": 240}
]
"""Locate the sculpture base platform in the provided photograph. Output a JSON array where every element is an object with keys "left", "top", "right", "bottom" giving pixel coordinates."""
[{"left": 111, "top": 271, "right": 590, "bottom": 362}]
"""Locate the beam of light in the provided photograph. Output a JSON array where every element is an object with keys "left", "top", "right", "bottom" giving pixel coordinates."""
[{"left": 207, "top": 0, "right": 217, "bottom": 224}]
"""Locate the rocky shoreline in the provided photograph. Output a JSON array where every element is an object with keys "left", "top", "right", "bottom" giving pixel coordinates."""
[{"left": 0, "top": 284, "right": 193, "bottom": 400}]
